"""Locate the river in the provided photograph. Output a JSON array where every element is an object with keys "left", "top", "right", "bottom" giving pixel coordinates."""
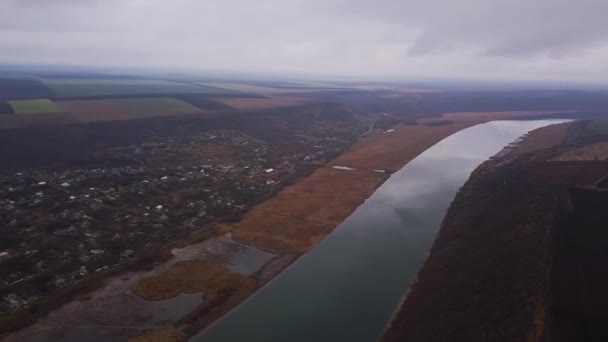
[{"left": 193, "top": 119, "right": 570, "bottom": 342}]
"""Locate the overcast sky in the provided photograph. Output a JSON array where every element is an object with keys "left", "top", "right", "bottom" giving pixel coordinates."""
[{"left": 2, "top": 0, "right": 608, "bottom": 82}]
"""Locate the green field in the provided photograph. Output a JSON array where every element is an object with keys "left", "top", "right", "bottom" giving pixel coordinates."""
[
  {"left": 9, "top": 99, "right": 63, "bottom": 113},
  {"left": 110, "top": 97, "right": 202, "bottom": 114},
  {"left": 42, "top": 79, "right": 236, "bottom": 97},
  {"left": 587, "top": 119, "right": 608, "bottom": 134}
]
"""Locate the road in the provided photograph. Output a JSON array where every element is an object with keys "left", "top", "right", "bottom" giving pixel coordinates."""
[{"left": 360, "top": 119, "right": 376, "bottom": 136}]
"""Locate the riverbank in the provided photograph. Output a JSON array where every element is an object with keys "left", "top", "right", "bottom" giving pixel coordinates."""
[
  {"left": 227, "top": 120, "right": 475, "bottom": 254},
  {"left": 129, "top": 119, "right": 481, "bottom": 340},
  {"left": 178, "top": 113, "right": 570, "bottom": 339},
  {"left": 381, "top": 120, "right": 608, "bottom": 342},
  {"left": 226, "top": 111, "right": 569, "bottom": 255},
  {"left": 3, "top": 111, "right": 564, "bottom": 341},
  {"left": 192, "top": 119, "right": 575, "bottom": 342}
]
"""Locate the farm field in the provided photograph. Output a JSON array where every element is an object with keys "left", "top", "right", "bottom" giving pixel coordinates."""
[
  {"left": 112, "top": 97, "right": 202, "bottom": 114},
  {"left": 57, "top": 97, "right": 203, "bottom": 122},
  {"left": 173, "top": 94, "right": 234, "bottom": 111},
  {"left": 0, "top": 112, "right": 76, "bottom": 129},
  {"left": 9, "top": 99, "right": 64, "bottom": 113},
  {"left": 43, "top": 78, "right": 236, "bottom": 97},
  {"left": 0, "top": 77, "right": 55, "bottom": 100},
  {"left": 586, "top": 118, "right": 608, "bottom": 134},
  {"left": 200, "top": 82, "right": 347, "bottom": 94},
  {"left": 215, "top": 95, "right": 311, "bottom": 110}
]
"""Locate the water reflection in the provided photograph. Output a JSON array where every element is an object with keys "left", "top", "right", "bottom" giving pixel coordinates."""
[{"left": 194, "top": 120, "right": 570, "bottom": 342}]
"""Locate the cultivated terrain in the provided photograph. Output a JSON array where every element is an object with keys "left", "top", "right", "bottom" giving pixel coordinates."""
[{"left": 1, "top": 68, "right": 608, "bottom": 340}]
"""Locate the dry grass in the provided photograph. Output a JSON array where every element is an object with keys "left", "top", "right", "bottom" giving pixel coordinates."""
[
  {"left": 331, "top": 122, "right": 472, "bottom": 171},
  {"left": 423, "top": 111, "right": 568, "bottom": 123},
  {"left": 129, "top": 328, "right": 186, "bottom": 342},
  {"left": 127, "top": 112, "right": 560, "bottom": 333},
  {"left": 231, "top": 168, "right": 385, "bottom": 254},
  {"left": 132, "top": 260, "right": 256, "bottom": 301},
  {"left": 552, "top": 141, "right": 608, "bottom": 161},
  {"left": 511, "top": 121, "right": 575, "bottom": 156},
  {"left": 226, "top": 112, "right": 565, "bottom": 268},
  {"left": 228, "top": 120, "right": 481, "bottom": 255}
]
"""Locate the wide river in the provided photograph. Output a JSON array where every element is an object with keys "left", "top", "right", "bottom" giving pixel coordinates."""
[{"left": 193, "top": 119, "right": 569, "bottom": 342}]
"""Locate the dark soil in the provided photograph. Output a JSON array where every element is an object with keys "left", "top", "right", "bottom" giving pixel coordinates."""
[{"left": 552, "top": 186, "right": 608, "bottom": 341}]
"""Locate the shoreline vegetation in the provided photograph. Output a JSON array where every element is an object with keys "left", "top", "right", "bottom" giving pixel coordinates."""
[
  {"left": 2, "top": 110, "right": 569, "bottom": 341},
  {"left": 145, "top": 111, "right": 565, "bottom": 340},
  {"left": 381, "top": 120, "right": 608, "bottom": 342}
]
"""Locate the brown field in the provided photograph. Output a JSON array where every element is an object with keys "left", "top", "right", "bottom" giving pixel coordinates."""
[
  {"left": 132, "top": 260, "right": 256, "bottom": 301},
  {"left": 129, "top": 328, "right": 185, "bottom": 342},
  {"left": 512, "top": 121, "right": 578, "bottom": 156},
  {"left": 57, "top": 98, "right": 202, "bottom": 123},
  {"left": 215, "top": 95, "right": 310, "bottom": 110},
  {"left": 0, "top": 112, "right": 76, "bottom": 129},
  {"left": 57, "top": 100, "right": 134, "bottom": 122},
  {"left": 424, "top": 110, "right": 570, "bottom": 123}
]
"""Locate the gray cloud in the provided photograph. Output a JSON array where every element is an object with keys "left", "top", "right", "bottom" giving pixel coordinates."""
[
  {"left": 0, "top": 0, "right": 607, "bottom": 82},
  {"left": 322, "top": 0, "right": 608, "bottom": 58}
]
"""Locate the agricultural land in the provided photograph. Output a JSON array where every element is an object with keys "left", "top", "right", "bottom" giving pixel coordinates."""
[{"left": 1, "top": 70, "right": 608, "bottom": 340}]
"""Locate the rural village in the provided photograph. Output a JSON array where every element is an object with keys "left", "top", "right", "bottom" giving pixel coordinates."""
[{"left": 0, "top": 124, "right": 359, "bottom": 314}]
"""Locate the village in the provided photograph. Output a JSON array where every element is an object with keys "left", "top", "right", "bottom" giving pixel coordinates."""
[{"left": 0, "top": 128, "right": 353, "bottom": 315}]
